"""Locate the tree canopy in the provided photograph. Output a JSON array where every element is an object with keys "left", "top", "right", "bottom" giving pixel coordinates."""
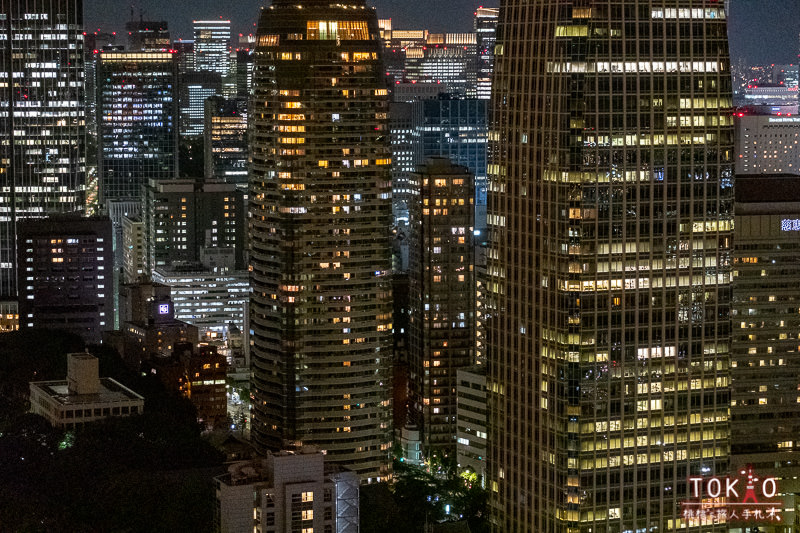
[{"left": 0, "top": 329, "right": 225, "bottom": 532}]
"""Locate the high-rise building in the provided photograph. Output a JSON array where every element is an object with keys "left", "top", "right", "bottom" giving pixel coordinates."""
[
  {"left": 83, "top": 34, "right": 116, "bottom": 165},
  {"left": 486, "top": 2, "right": 733, "bottom": 531},
  {"left": 731, "top": 175, "right": 800, "bottom": 530},
  {"left": 194, "top": 20, "right": 231, "bottom": 76},
  {"left": 416, "top": 97, "right": 488, "bottom": 231},
  {"left": 379, "top": 24, "right": 478, "bottom": 98},
  {"left": 404, "top": 33, "right": 478, "bottom": 98},
  {"left": 96, "top": 50, "right": 179, "bottom": 204},
  {"left": 0, "top": 0, "right": 86, "bottom": 312},
  {"left": 180, "top": 71, "right": 222, "bottom": 137},
  {"left": 121, "top": 215, "right": 146, "bottom": 284},
  {"left": 388, "top": 100, "right": 418, "bottom": 224},
  {"left": 153, "top": 262, "right": 249, "bottom": 337},
  {"left": 205, "top": 96, "right": 249, "bottom": 183},
  {"left": 735, "top": 113, "right": 800, "bottom": 176},
  {"left": 17, "top": 215, "right": 113, "bottom": 344},
  {"left": 407, "top": 158, "right": 475, "bottom": 454},
  {"left": 143, "top": 178, "right": 246, "bottom": 273},
  {"left": 389, "top": 96, "right": 488, "bottom": 230},
  {"left": 473, "top": 7, "right": 498, "bottom": 101},
  {"left": 173, "top": 39, "right": 196, "bottom": 74},
  {"left": 125, "top": 19, "right": 170, "bottom": 51},
  {"left": 456, "top": 365, "right": 487, "bottom": 483},
  {"left": 380, "top": 25, "right": 426, "bottom": 87},
  {"left": 235, "top": 48, "right": 255, "bottom": 98},
  {"left": 250, "top": 0, "right": 393, "bottom": 481}
]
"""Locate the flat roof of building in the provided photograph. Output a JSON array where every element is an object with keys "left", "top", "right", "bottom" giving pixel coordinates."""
[{"left": 30, "top": 377, "right": 144, "bottom": 406}]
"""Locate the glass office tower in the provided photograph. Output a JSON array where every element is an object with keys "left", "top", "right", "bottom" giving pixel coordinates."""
[
  {"left": 249, "top": 0, "right": 393, "bottom": 481},
  {"left": 193, "top": 20, "right": 231, "bottom": 76},
  {"left": 486, "top": 2, "right": 733, "bottom": 531},
  {"left": 96, "top": 51, "right": 178, "bottom": 203}
]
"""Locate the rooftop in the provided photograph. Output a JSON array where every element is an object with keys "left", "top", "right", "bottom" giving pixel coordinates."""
[{"left": 30, "top": 377, "right": 144, "bottom": 406}]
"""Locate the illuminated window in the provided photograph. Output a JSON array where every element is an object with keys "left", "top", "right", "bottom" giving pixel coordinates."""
[{"left": 307, "top": 20, "right": 369, "bottom": 40}]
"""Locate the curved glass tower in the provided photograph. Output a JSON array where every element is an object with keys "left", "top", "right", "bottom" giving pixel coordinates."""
[
  {"left": 486, "top": 1, "right": 733, "bottom": 530},
  {"left": 249, "top": 0, "right": 393, "bottom": 481}
]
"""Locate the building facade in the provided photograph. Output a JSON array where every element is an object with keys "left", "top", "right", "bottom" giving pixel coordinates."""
[
  {"left": 125, "top": 19, "right": 170, "bottom": 51},
  {"left": 486, "top": 2, "right": 734, "bottom": 530},
  {"left": 731, "top": 175, "right": 800, "bottom": 531},
  {"left": 194, "top": 20, "right": 231, "bottom": 76},
  {"left": 173, "top": 39, "right": 195, "bottom": 74},
  {"left": 153, "top": 263, "right": 249, "bottom": 336},
  {"left": 180, "top": 71, "right": 222, "bottom": 137},
  {"left": 215, "top": 448, "right": 359, "bottom": 533},
  {"left": 143, "top": 178, "right": 246, "bottom": 273},
  {"left": 205, "top": 96, "right": 249, "bottom": 183},
  {"left": 116, "top": 285, "right": 199, "bottom": 367},
  {"left": 456, "top": 366, "right": 487, "bottom": 484},
  {"left": 403, "top": 33, "right": 478, "bottom": 99},
  {"left": 473, "top": 7, "right": 498, "bottom": 101},
  {"left": 249, "top": 0, "right": 393, "bottom": 481},
  {"left": 179, "top": 343, "right": 229, "bottom": 429},
  {"left": 17, "top": 216, "right": 113, "bottom": 344},
  {"left": 122, "top": 215, "right": 146, "bottom": 284},
  {"left": 96, "top": 50, "right": 178, "bottom": 203},
  {"left": 30, "top": 353, "right": 144, "bottom": 429},
  {"left": 0, "top": 0, "right": 86, "bottom": 309},
  {"left": 415, "top": 97, "right": 489, "bottom": 231},
  {"left": 735, "top": 114, "right": 800, "bottom": 176},
  {"left": 407, "top": 158, "right": 475, "bottom": 454},
  {"left": 389, "top": 96, "right": 489, "bottom": 230}
]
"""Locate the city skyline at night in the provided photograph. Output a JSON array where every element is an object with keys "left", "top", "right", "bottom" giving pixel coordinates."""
[
  {"left": 4, "top": 0, "right": 800, "bottom": 531},
  {"left": 83, "top": 1, "right": 800, "bottom": 65}
]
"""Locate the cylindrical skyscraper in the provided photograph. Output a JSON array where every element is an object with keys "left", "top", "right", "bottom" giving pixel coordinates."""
[
  {"left": 487, "top": 1, "right": 733, "bottom": 531},
  {"left": 249, "top": 0, "right": 393, "bottom": 481}
]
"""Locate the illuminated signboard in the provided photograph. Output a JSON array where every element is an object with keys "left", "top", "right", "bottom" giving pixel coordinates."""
[
  {"left": 781, "top": 219, "right": 800, "bottom": 231},
  {"left": 158, "top": 303, "right": 170, "bottom": 315},
  {"left": 682, "top": 466, "right": 782, "bottom": 524}
]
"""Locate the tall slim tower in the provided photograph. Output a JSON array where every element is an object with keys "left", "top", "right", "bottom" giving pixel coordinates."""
[
  {"left": 487, "top": 2, "right": 733, "bottom": 531},
  {"left": 193, "top": 20, "right": 231, "bottom": 76},
  {"left": 0, "top": 0, "right": 86, "bottom": 316},
  {"left": 249, "top": 0, "right": 393, "bottom": 480},
  {"left": 473, "top": 7, "right": 498, "bottom": 101},
  {"left": 408, "top": 158, "right": 475, "bottom": 455}
]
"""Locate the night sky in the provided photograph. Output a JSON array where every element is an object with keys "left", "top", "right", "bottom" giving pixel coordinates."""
[{"left": 84, "top": 0, "right": 800, "bottom": 65}]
